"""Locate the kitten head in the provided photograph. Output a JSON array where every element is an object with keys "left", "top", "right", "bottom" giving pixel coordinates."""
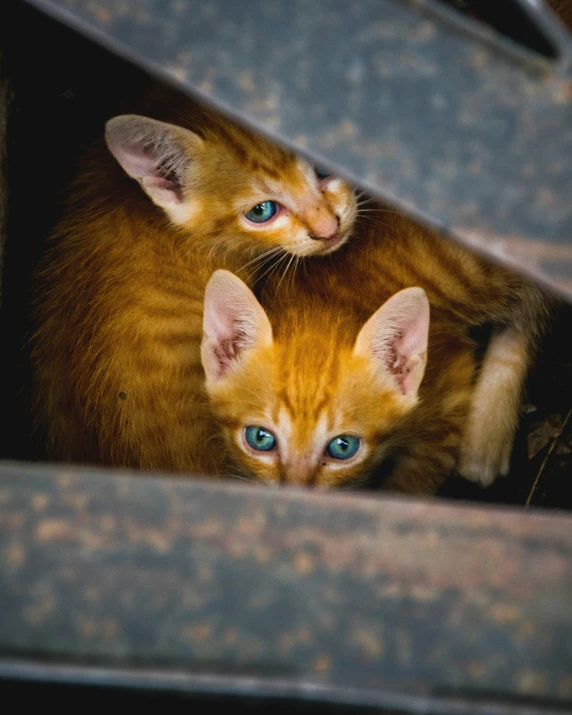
[
  {"left": 201, "top": 270, "right": 430, "bottom": 488},
  {"left": 105, "top": 114, "right": 356, "bottom": 258}
]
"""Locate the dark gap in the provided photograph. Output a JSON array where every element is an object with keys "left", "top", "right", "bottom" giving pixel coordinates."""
[
  {"left": 0, "top": 679, "right": 394, "bottom": 714},
  {"left": 438, "top": 0, "right": 559, "bottom": 58}
]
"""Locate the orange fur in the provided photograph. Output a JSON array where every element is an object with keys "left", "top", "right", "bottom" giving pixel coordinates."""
[
  {"left": 204, "top": 208, "right": 550, "bottom": 493},
  {"left": 30, "top": 94, "right": 356, "bottom": 473}
]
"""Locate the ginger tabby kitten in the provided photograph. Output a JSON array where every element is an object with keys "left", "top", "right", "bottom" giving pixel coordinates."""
[
  {"left": 202, "top": 210, "right": 549, "bottom": 493},
  {"left": 31, "top": 95, "right": 356, "bottom": 473}
]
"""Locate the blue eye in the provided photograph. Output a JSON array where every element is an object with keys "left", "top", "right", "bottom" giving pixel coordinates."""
[
  {"left": 326, "top": 435, "right": 360, "bottom": 460},
  {"left": 245, "top": 201, "right": 278, "bottom": 223},
  {"left": 245, "top": 426, "right": 277, "bottom": 452},
  {"left": 315, "top": 166, "right": 332, "bottom": 180}
]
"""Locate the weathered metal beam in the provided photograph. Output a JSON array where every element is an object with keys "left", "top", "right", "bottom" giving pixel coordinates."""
[
  {"left": 1, "top": 463, "right": 572, "bottom": 713},
  {"left": 18, "top": 0, "right": 572, "bottom": 301}
]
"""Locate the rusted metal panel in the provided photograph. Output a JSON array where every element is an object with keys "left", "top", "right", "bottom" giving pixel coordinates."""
[
  {"left": 18, "top": 0, "right": 572, "bottom": 301},
  {"left": 1, "top": 463, "right": 572, "bottom": 712}
]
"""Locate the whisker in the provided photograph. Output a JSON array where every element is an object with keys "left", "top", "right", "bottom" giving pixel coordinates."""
[
  {"left": 239, "top": 245, "right": 284, "bottom": 272},
  {"left": 290, "top": 255, "right": 301, "bottom": 290},
  {"left": 276, "top": 252, "right": 296, "bottom": 293},
  {"left": 256, "top": 250, "right": 289, "bottom": 286},
  {"left": 230, "top": 473, "right": 256, "bottom": 483},
  {"left": 242, "top": 250, "right": 287, "bottom": 282},
  {"left": 356, "top": 206, "right": 402, "bottom": 216}
]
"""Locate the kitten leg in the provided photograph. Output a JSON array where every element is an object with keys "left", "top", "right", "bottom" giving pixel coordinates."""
[{"left": 458, "top": 325, "right": 531, "bottom": 487}]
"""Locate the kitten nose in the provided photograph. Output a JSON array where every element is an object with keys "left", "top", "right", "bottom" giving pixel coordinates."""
[
  {"left": 307, "top": 207, "right": 340, "bottom": 241},
  {"left": 281, "top": 459, "right": 317, "bottom": 487}
]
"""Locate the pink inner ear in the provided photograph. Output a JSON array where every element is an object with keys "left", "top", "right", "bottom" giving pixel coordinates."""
[
  {"left": 112, "top": 140, "right": 184, "bottom": 204},
  {"left": 105, "top": 116, "right": 187, "bottom": 206},
  {"left": 113, "top": 143, "right": 157, "bottom": 179},
  {"left": 207, "top": 302, "right": 245, "bottom": 377},
  {"left": 202, "top": 270, "right": 272, "bottom": 383},
  {"left": 145, "top": 176, "right": 183, "bottom": 203},
  {"left": 203, "top": 335, "right": 237, "bottom": 381},
  {"left": 391, "top": 314, "right": 426, "bottom": 369},
  {"left": 356, "top": 287, "right": 429, "bottom": 397},
  {"left": 389, "top": 328, "right": 423, "bottom": 393},
  {"left": 387, "top": 306, "right": 428, "bottom": 395}
]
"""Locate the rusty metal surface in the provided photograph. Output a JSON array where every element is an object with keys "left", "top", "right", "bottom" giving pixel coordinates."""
[
  {"left": 1, "top": 463, "right": 572, "bottom": 713},
  {"left": 17, "top": 0, "right": 572, "bottom": 301}
]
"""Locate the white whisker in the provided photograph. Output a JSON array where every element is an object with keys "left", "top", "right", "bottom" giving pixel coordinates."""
[
  {"left": 239, "top": 245, "right": 284, "bottom": 272},
  {"left": 276, "top": 252, "right": 296, "bottom": 293}
]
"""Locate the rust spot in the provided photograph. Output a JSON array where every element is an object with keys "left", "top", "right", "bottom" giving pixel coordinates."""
[
  {"left": 24, "top": 595, "right": 57, "bottom": 626},
  {"left": 518, "top": 670, "right": 549, "bottom": 695},
  {"left": 550, "top": 77, "right": 572, "bottom": 105},
  {"left": 36, "top": 519, "right": 76, "bottom": 542},
  {"left": 32, "top": 494, "right": 49, "bottom": 512},
  {"left": 237, "top": 516, "right": 263, "bottom": 535},
  {"left": 254, "top": 544, "right": 272, "bottom": 563},
  {"left": 94, "top": 6, "right": 112, "bottom": 23},
  {"left": 536, "top": 188, "right": 555, "bottom": 208},
  {"left": 132, "top": 527, "right": 171, "bottom": 553},
  {"left": 515, "top": 621, "right": 538, "bottom": 643},
  {"left": 294, "top": 552, "right": 314, "bottom": 574},
  {"left": 75, "top": 615, "right": 99, "bottom": 639},
  {"left": 352, "top": 626, "right": 384, "bottom": 658},
  {"left": 100, "top": 515, "right": 116, "bottom": 531},
  {"left": 278, "top": 625, "right": 312, "bottom": 653},
  {"left": 3, "top": 543, "right": 25, "bottom": 567},
  {"left": 224, "top": 628, "right": 239, "bottom": 646},
  {"left": 83, "top": 586, "right": 98, "bottom": 603},
  {"left": 183, "top": 623, "right": 212, "bottom": 643},
  {"left": 559, "top": 674, "right": 572, "bottom": 697},
  {"left": 410, "top": 585, "right": 440, "bottom": 602},
  {"left": 65, "top": 493, "right": 90, "bottom": 510},
  {"left": 228, "top": 540, "right": 247, "bottom": 558},
  {"left": 471, "top": 49, "right": 489, "bottom": 69},
  {"left": 103, "top": 618, "right": 120, "bottom": 640},
  {"left": 237, "top": 71, "right": 257, "bottom": 94},
  {"left": 490, "top": 603, "right": 520, "bottom": 624},
  {"left": 468, "top": 662, "right": 487, "bottom": 679},
  {"left": 314, "top": 654, "right": 332, "bottom": 673}
]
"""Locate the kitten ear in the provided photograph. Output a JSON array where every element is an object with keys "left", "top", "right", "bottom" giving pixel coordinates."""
[
  {"left": 201, "top": 270, "right": 273, "bottom": 383},
  {"left": 353, "top": 287, "right": 430, "bottom": 398},
  {"left": 105, "top": 114, "right": 204, "bottom": 211}
]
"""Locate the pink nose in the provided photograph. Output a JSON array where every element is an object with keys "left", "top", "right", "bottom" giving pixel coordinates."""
[{"left": 307, "top": 206, "right": 340, "bottom": 241}]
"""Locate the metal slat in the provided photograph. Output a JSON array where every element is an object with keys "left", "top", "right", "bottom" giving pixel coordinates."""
[{"left": 1, "top": 463, "right": 572, "bottom": 712}]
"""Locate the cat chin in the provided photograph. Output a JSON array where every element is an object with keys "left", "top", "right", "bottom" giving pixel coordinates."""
[
  {"left": 293, "top": 232, "right": 350, "bottom": 257},
  {"left": 315, "top": 233, "right": 348, "bottom": 255}
]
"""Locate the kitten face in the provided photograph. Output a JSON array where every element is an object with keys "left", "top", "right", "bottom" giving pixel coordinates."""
[
  {"left": 202, "top": 271, "right": 430, "bottom": 488},
  {"left": 106, "top": 115, "right": 357, "bottom": 258},
  {"left": 209, "top": 345, "right": 412, "bottom": 487}
]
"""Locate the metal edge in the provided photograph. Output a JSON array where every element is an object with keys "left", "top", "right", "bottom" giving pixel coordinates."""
[{"left": 2, "top": 659, "right": 571, "bottom": 715}]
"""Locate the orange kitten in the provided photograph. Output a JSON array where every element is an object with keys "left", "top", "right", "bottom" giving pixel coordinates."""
[
  {"left": 202, "top": 270, "right": 476, "bottom": 493},
  {"left": 202, "top": 210, "right": 549, "bottom": 492},
  {"left": 30, "top": 94, "right": 356, "bottom": 473}
]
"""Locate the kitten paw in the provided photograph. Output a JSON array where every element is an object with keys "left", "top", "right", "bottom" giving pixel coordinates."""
[{"left": 458, "top": 432, "right": 512, "bottom": 487}]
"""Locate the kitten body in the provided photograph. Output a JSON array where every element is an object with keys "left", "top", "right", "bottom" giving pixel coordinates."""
[
  {"left": 31, "top": 95, "right": 356, "bottom": 473},
  {"left": 203, "top": 210, "right": 549, "bottom": 492}
]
